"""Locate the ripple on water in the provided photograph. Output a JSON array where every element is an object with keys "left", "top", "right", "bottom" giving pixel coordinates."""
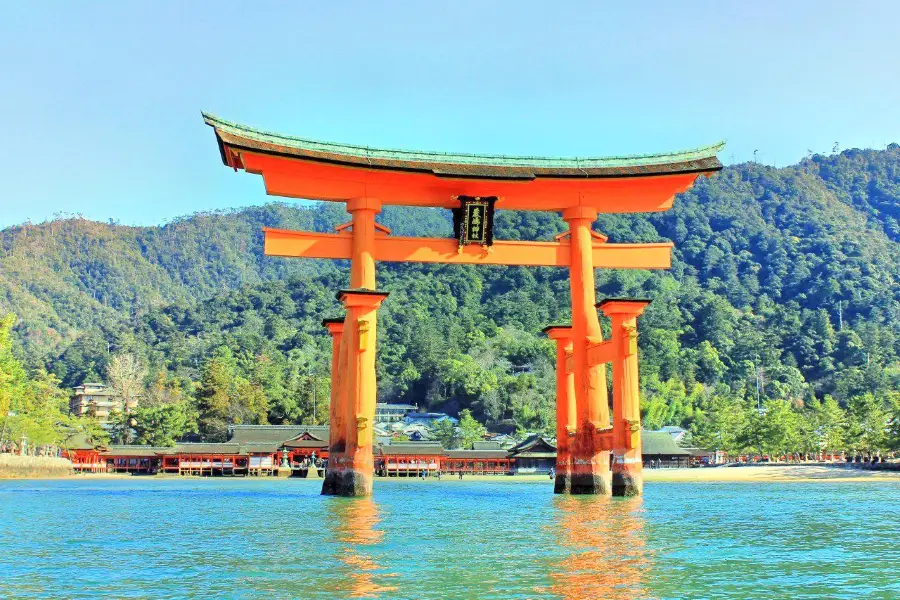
[{"left": 1, "top": 478, "right": 899, "bottom": 599}]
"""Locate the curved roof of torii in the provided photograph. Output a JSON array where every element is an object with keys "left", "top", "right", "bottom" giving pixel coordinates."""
[{"left": 203, "top": 112, "right": 724, "bottom": 180}]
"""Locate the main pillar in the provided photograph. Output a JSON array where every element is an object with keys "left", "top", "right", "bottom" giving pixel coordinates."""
[
  {"left": 347, "top": 197, "right": 380, "bottom": 289},
  {"left": 322, "top": 197, "right": 385, "bottom": 497},
  {"left": 544, "top": 326, "right": 576, "bottom": 494},
  {"left": 562, "top": 207, "right": 611, "bottom": 495},
  {"left": 599, "top": 299, "right": 650, "bottom": 496}
]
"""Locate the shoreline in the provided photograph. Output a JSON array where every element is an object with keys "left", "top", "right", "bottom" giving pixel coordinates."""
[
  {"left": 643, "top": 464, "right": 900, "bottom": 483},
  {"left": 4, "top": 464, "right": 900, "bottom": 483}
]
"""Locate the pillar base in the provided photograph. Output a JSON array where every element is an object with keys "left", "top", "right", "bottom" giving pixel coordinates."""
[
  {"left": 321, "top": 468, "right": 373, "bottom": 497},
  {"left": 553, "top": 472, "right": 572, "bottom": 494},
  {"left": 568, "top": 441, "right": 612, "bottom": 495},
  {"left": 569, "top": 472, "right": 612, "bottom": 495},
  {"left": 612, "top": 465, "right": 643, "bottom": 497}
]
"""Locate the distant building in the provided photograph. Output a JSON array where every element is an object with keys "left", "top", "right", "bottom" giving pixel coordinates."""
[
  {"left": 641, "top": 431, "right": 692, "bottom": 468},
  {"left": 655, "top": 425, "right": 689, "bottom": 445},
  {"left": 507, "top": 435, "right": 557, "bottom": 473},
  {"left": 70, "top": 383, "right": 136, "bottom": 424},
  {"left": 377, "top": 442, "right": 444, "bottom": 476},
  {"left": 484, "top": 433, "right": 517, "bottom": 449},
  {"left": 63, "top": 424, "right": 716, "bottom": 476},
  {"left": 472, "top": 441, "right": 504, "bottom": 451},
  {"left": 403, "top": 412, "right": 457, "bottom": 426},
  {"left": 375, "top": 403, "right": 417, "bottom": 423}
]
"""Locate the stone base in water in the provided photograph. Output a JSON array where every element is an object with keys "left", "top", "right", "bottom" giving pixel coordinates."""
[
  {"left": 612, "top": 470, "right": 644, "bottom": 496},
  {"left": 612, "top": 470, "right": 643, "bottom": 497},
  {"left": 553, "top": 472, "right": 571, "bottom": 494},
  {"left": 569, "top": 472, "right": 612, "bottom": 495},
  {"left": 321, "top": 469, "right": 373, "bottom": 496}
]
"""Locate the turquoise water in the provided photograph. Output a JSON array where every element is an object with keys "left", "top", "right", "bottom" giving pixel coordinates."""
[{"left": 1, "top": 478, "right": 899, "bottom": 599}]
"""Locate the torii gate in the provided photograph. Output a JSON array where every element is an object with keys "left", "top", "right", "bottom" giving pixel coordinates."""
[{"left": 203, "top": 113, "right": 723, "bottom": 497}]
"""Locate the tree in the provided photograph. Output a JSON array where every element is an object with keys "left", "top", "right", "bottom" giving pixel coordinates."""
[
  {"left": 428, "top": 418, "right": 460, "bottom": 450},
  {"left": 886, "top": 391, "right": 900, "bottom": 452},
  {"left": 230, "top": 378, "right": 269, "bottom": 427},
  {"left": 144, "top": 371, "right": 185, "bottom": 407},
  {"left": 750, "top": 400, "right": 802, "bottom": 460},
  {"left": 0, "top": 314, "right": 27, "bottom": 445},
  {"left": 1, "top": 313, "right": 103, "bottom": 450},
  {"left": 458, "top": 409, "right": 487, "bottom": 449},
  {"left": 846, "top": 393, "right": 889, "bottom": 456},
  {"left": 692, "top": 393, "right": 750, "bottom": 455},
  {"left": 196, "top": 346, "right": 269, "bottom": 441},
  {"left": 106, "top": 353, "right": 147, "bottom": 411},
  {"left": 7, "top": 368, "right": 74, "bottom": 447},
  {"left": 196, "top": 347, "right": 238, "bottom": 441},
  {"left": 695, "top": 341, "right": 727, "bottom": 384},
  {"left": 818, "top": 395, "right": 847, "bottom": 455},
  {"left": 132, "top": 403, "right": 193, "bottom": 446}
]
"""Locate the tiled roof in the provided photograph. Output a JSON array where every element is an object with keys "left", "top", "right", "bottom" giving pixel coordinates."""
[
  {"left": 62, "top": 431, "right": 104, "bottom": 451},
  {"left": 227, "top": 424, "right": 329, "bottom": 445},
  {"left": 281, "top": 439, "right": 329, "bottom": 449},
  {"left": 203, "top": 113, "right": 724, "bottom": 179},
  {"left": 641, "top": 432, "right": 692, "bottom": 456},
  {"left": 472, "top": 441, "right": 503, "bottom": 451},
  {"left": 377, "top": 442, "right": 445, "bottom": 456},
  {"left": 508, "top": 434, "right": 557, "bottom": 455},
  {"left": 103, "top": 445, "right": 167, "bottom": 457},
  {"left": 171, "top": 443, "right": 242, "bottom": 455}
]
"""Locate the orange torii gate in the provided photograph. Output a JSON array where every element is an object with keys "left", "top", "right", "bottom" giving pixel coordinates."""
[{"left": 203, "top": 113, "right": 723, "bottom": 497}]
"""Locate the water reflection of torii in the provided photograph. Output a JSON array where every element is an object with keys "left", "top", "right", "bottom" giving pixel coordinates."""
[
  {"left": 327, "top": 498, "right": 398, "bottom": 598},
  {"left": 548, "top": 496, "right": 653, "bottom": 600}
]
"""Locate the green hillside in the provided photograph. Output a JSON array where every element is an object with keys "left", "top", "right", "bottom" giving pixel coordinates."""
[{"left": 2, "top": 146, "right": 899, "bottom": 451}]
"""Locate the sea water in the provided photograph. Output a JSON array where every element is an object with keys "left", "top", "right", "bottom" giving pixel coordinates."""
[{"left": 1, "top": 478, "right": 898, "bottom": 599}]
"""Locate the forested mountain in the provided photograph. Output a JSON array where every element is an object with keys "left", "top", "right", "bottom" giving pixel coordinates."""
[{"left": 2, "top": 145, "right": 899, "bottom": 450}]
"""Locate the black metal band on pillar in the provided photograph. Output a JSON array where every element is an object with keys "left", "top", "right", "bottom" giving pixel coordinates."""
[{"left": 453, "top": 196, "right": 496, "bottom": 248}]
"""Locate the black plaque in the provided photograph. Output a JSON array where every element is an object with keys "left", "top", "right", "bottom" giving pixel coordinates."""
[{"left": 454, "top": 196, "right": 496, "bottom": 247}]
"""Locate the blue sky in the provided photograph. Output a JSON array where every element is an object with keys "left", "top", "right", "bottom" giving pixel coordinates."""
[{"left": 1, "top": 1, "right": 898, "bottom": 228}]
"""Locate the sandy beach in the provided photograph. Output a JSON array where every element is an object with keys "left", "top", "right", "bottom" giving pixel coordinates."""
[{"left": 643, "top": 464, "right": 900, "bottom": 483}]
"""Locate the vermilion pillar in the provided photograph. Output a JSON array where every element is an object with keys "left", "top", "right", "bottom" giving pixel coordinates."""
[
  {"left": 322, "top": 318, "right": 346, "bottom": 482},
  {"left": 562, "top": 207, "right": 611, "bottom": 495},
  {"left": 599, "top": 299, "right": 650, "bottom": 496},
  {"left": 322, "top": 197, "right": 386, "bottom": 497},
  {"left": 544, "top": 325, "right": 576, "bottom": 494},
  {"left": 322, "top": 289, "right": 388, "bottom": 497},
  {"left": 347, "top": 197, "right": 380, "bottom": 289}
]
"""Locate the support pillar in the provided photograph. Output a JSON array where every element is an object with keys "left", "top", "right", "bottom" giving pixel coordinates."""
[
  {"left": 321, "top": 289, "right": 388, "bottom": 496},
  {"left": 562, "top": 207, "right": 611, "bottom": 495},
  {"left": 599, "top": 299, "right": 651, "bottom": 497},
  {"left": 544, "top": 325, "right": 576, "bottom": 494},
  {"left": 321, "top": 318, "right": 346, "bottom": 494}
]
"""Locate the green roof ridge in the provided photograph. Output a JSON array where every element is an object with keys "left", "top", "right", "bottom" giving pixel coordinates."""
[{"left": 202, "top": 112, "right": 724, "bottom": 169}]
